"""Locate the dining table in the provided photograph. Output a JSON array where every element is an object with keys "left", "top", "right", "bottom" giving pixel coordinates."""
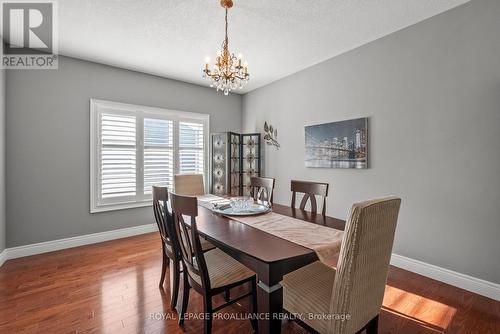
[{"left": 175, "top": 201, "right": 346, "bottom": 334}]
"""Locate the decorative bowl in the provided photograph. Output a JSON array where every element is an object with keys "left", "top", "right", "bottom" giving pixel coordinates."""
[{"left": 229, "top": 196, "right": 254, "bottom": 212}]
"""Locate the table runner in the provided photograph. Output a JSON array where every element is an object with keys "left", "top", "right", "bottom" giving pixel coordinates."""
[
  {"left": 198, "top": 195, "right": 344, "bottom": 265},
  {"left": 231, "top": 212, "right": 344, "bottom": 264}
]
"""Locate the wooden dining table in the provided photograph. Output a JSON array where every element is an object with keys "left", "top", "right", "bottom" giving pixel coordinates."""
[{"left": 183, "top": 202, "right": 346, "bottom": 334}]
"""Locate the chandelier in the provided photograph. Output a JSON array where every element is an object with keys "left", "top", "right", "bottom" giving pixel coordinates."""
[{"left": 203, "top": 0, "right": 249, "bottom": 95}]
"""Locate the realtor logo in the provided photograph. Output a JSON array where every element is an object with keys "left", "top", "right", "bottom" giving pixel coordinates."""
[{"left": 1, "top": 1, "right": 58, "bottom": 69}]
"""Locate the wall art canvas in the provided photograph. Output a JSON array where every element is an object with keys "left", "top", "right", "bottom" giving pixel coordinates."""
[{"left": 305, "top": 117, "right": 368, "bottom": 169}]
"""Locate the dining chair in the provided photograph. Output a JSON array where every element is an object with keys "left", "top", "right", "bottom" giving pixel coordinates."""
[
  {"left": 170, "top": 192, "right": 258, "bottom": 334},
  {"left": 282, "top": 196, "right": 401, "bottom": 334},
  {"left": 174, "top": 174, "right": 205, "bottom": 196},
  {"left": 152, "top": 186, "right": 214, "bottom": 311},
  {"left": 152, "top": 186, "right": 176, "bottom": 284},
  {"left": 250, "top": 176, "right": 275, "bottom": 204},
  {"left": 290, "top": 180, "right": 329, "bottom": 215}
]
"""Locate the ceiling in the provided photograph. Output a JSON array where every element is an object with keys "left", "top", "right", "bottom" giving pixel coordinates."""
[{"left": 58, "top": 0, "right": 470, "bottom": 94}]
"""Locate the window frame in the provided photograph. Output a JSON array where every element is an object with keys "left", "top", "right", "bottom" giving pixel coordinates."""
[{"left": 90, "top": 99, "right": 209, "bottom": 213}]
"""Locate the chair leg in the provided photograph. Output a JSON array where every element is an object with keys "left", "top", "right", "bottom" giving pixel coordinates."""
[
  {"left": 250, "top": 278, "right": 258, "bottom": 332},
  {"left": 178, "top": 272, "right": 190, "bottom": 326},
  {"left": 169, "top": 259, "right": 180, "bottom": 310},
  {"left": 366, "top": 315, "right": 379, "bottom": 334},
  {"left": 203, "top": 295, "right": 213, "bottom": 334},
  {"left": 159, "top": 251, "right": 168, "bottom": 287}
]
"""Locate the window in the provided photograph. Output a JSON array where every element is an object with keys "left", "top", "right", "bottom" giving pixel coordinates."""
[{"left": 90, "top": 99, "right": 209, "bottom": 212}]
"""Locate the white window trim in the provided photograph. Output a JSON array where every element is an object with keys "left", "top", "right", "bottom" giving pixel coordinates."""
[{"left": 90, "top": 99, "right": 210, "bottom": 213}]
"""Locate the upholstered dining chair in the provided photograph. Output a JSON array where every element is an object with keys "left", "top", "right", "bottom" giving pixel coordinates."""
[
  {"left": 152, "top": 186, "right": 214, "bottom": 311},
  {"left": 170, "top": 193, "right": 258, "bottom": 334},
  {"left": 250, "top": 176, "right": 275, "bottom": 205},
  {"left": 291, "top": 180, "right": 329, "bottom": 215},
  {"left": 282, "top": 197, "right": 401, "bottom": 334},
  {"left": 174, "top": 174, "right": 205, "bottom": 196}
]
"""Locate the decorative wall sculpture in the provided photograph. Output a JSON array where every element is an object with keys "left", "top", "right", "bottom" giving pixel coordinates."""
[
  {"left": 210, "top": 132, "right": 261, "bottom": 196},
  {"left": 263, "top": 121, "right": 280, "bottom": 149}
]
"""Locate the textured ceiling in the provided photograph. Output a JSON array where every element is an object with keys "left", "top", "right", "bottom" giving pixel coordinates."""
[{"left": 58, "top": 0, "right": 470, "bottom": 93}]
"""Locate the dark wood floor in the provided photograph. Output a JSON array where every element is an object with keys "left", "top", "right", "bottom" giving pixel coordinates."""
[{"left": 0, "top": 233, "right": 499, "bottom": 334}]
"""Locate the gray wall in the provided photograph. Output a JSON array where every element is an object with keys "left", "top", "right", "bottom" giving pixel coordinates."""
[
  {"left": 0, "top": 67, "right": 5, "bottom": 253},
  {"left": 242, "top": 0, "right": 500, "bottom": 283},
  {"left": 6, "top": 56, "right": 241, "bottom": 247}
]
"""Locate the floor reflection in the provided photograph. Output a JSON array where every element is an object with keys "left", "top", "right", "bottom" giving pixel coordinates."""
[
  {"left": 382, "top": 285, "right": 457, "bottom": 333},
  {"left": 382, "top": 285, "right": 456, "bottom": 330}
]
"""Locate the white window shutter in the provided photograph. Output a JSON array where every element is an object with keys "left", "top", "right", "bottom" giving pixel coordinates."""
[
  {"left": 144, "top": 118, "right": 174, "bottom": 193},
  {"left": 99, "top": 113, "right": 137, "bottom": 201},
  {"left": 91, "top": 99, "right": 209, "bottom": 212},
  {"left": 179, "top": 121, "right": 204, "bottom": 174}
]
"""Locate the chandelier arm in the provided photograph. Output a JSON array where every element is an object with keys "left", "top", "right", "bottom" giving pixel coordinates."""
[{"left": 209, "top": 74, "right": 222, "bottom": 80}]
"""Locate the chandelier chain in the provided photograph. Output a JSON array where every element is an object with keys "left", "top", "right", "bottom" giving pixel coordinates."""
[{"left": 225, "top": 8, "right": 228, "bottom": 48}]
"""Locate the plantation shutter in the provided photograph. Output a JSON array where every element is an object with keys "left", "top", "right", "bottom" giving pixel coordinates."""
[
  {"left": 98, "top": 113, "right": 137, "bottom": 204},
  {"left": 179, "top": 121, "right": 204, "bottom": 174},
  {"left": 143, "top": 118, "right": 174, "bottom": 193},
  {"left": 91, "top": 99, "right": 208, "bottom": 212}
]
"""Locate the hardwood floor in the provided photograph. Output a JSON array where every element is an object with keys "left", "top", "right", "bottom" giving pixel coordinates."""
[{"left": 0, "top": 233, "right": 499, "bottom": 334}]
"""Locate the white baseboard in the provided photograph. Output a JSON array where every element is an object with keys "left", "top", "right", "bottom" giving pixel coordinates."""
[
  {"left": 0, "top": 248, "right": 7, "bottom": 268},
  {"left": 3, "top": 223, "right": 157, "bottom": 262},
  {"left": 1, "top": 227, "right": 498, "bottom": 302},
  {"left": 391, "top": 253, "right": 500, "bottom": 301}
]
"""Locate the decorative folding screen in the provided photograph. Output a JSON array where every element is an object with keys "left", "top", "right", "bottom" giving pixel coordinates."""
[
  {"left": 210, "top": 132, "right": 260, "bottom": 196},
  {"left": 241, "top": 134, "right": 261, "bottom": 196}
]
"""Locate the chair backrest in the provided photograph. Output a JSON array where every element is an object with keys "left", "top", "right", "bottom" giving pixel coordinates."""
[
  {"left": 170, "top": 192, "right": 211, "bottom": 290},
  {"left": 174, "top": 174, "right": 205, "bottom": 196},
  {"left": 328, "top": 197, "right": 401, "bottom": 334},
  {"left": 250, "top": 176, "right": 275, "bottom": 205},
  {"left": 290, "top": 180, "right": 329, "bottom": 215},
  {"left": 152, "top": 186, "right": 177, "bottom": 259}
]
